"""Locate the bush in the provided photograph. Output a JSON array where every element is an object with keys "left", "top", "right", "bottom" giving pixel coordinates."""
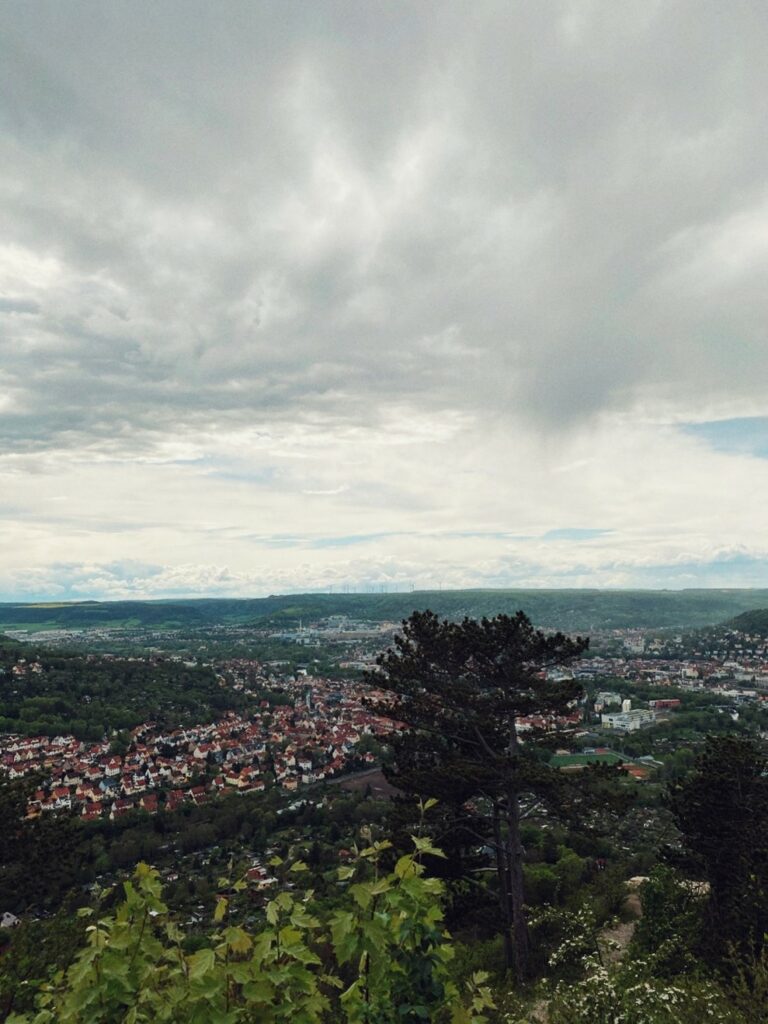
[
  {"left": 8, "top": 836, "right": 495, "bottom": 1024},
  {"left": 544, "top": 954, "right": 745, "bottom": 1024},
  {"left": 632, "top": 866, "right": 704, "bottom": 975},
  {"left": 497, "top": 913, "right": 750, "bottom": 1024}
]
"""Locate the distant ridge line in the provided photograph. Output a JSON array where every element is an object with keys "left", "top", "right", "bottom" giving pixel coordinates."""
[{"left": 3, "top": 588, "right": 768, "bottom": 632}]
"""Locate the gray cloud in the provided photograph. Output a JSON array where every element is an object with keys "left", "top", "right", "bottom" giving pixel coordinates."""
[{"left": 1, "top": 0, "right": 766, "bottom": 459}]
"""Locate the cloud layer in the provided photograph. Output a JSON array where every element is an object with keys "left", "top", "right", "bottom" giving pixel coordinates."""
[{"left": 1, "top": 2, "right": 767, "bottom": 598}]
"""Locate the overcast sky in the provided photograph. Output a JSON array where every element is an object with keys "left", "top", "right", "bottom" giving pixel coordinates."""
[{"left": 1, "top": 1, "right": 768, "bottom": 601}]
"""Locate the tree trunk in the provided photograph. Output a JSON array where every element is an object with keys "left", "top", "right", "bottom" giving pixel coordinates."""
[
  {"left": 492, "top": 799, "right": 514, "bottom": 971},
  {"left": 505, "top": 716, "right": 530, "bottom": 982},
  {"left": 505, "top": 781, "right": 530, "bottom": 983}
]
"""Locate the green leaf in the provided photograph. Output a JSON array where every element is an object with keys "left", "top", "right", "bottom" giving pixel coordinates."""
[
  {"left": 214, "top": 897, "right": 228, "bottom": 923},
  {"left": 350, "top": 882, "right": 374, "bottom": 910},
  {"left": 291, "top": 945, "right": 322, "bottom": 966},
  {"left": 275, "top": 891, "right": 294, "bottom": 911},
  {"left": 242, "top": 979, "right": 275, "bottom": 1002},
  {"left": 252, "top": 932, "right": 273, "bottom": 961},
  {"left": 187, "top": 947, "right": 216, "bottom": 980},
  {"left": 395, "top": 855, "right": 416, "bottom": 878},
  {"left": 410, "top": 835, "right": 447, "bottom": 858},
  {"left": 224, "top": 926, "right": 252, "bottom": 954},
  {"left": 320, "top": 973, "right": 344, "bottom": 989},
  {"left": 340, "top": 978, "right": 360, "bottom": 1004},
  {"left": 330, "top": 911, "right": 357, "bottom": 964}
]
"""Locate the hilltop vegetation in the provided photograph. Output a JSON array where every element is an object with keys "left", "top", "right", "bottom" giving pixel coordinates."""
[
  {"left": 8, "top": 744, "right": 768, "bottom": 1024},
  {"left": 4, "top": 607, "right": 768, "bottom": 1022},
  {"left": 5, "top": 587, "right": 768, "bottom": 633},
  {"left": 724, "top": 607, "right": 768, "bottom": 636},
  {"left": 0, "top": 636, "right": 248, "bottom": 740}
]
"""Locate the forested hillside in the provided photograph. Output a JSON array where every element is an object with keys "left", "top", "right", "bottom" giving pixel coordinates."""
[
  {"left": 725, "top": 608, "right": 768, "bottom": 635},
  {"left": 4, "top": 587, "right": 768, "bottom": 633},
  {"left": 0, "top": 636, "right": 246, "bottom": 739}
]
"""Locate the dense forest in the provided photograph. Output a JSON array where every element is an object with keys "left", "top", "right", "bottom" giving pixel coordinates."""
[
  {"left": 0, "top": 636, "right": 248, "bottom": 739},
  {"left": 724, "top": 608, "right": 768, "bottom": 635}
]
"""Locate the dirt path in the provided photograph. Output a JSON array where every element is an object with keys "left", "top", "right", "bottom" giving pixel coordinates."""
[
  {"left": 598, "top": 890, "right": 642, "bottom": 964},
  {"left": 599, "top": 919, "right": 637, "bottom": 964}
]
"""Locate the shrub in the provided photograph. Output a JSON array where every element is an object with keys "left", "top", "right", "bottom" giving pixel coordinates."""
[{"left": 9, "top": 836, "right": 494, "bottom": 1024}]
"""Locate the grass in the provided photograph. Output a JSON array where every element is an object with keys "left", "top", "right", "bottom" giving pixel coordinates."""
[{"left": 551, "top": 752, "right": 625, "bottom": 767}]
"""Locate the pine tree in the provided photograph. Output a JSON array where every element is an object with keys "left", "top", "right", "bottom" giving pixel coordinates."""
[
  {"left": 370, "top": 610, "right": 588, "bottom": 980},
  {"left": 668, "top": 735, "right": 768, "bottom": 963}
]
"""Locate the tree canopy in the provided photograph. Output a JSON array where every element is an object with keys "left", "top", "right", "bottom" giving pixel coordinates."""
[
  {"left": 668, "top": 735, "right": 768, "bottom": 963},
  {"left": 371, "top": 610, "right": 588, "bottom": 980}
]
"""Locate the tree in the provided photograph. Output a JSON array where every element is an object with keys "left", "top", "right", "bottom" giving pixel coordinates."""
[
  {"left": 667, "top": 735, "right": 768, "bottom": 964},
  {"left": 0, "top": 775, "right": 82, "bottom": 915},
  {"left": 0, "top": 911, "right": 85, "bottom": 1020},
  {"left": 370, "top": 610, "right": 588, "bottom": 981}
]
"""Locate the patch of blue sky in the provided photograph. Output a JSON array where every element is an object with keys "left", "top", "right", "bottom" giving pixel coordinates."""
[
  {"left": 239, "top": 533, "right": 396, "bottom": 549},
  {"left": 627, "top": 552, "right": 768, "bottom": 588},
  {"left": 207, "top": 468, "right": 279, "bottom": 484},
  {"left": 443, "top": 531, "right": 532, "bottom": 541},
  {"left": 310, "top": 533, "right": 397, "bottom": 549},
  {"left": 311, "top": 531, "right": 535, "bottom": 548},
  {"left": 301, "top": 530, "right": 607, "bottom": 549},
  {"left": 249, "top": 535, "right": 306, "bottom": 548},
  {"left": 681, "top": 417, "right": 768, "bottom": 459},
  {"left": 98, "top": 560, "right": 163, "bottom": 579},
  {"left": 541, "top": 528, "right": 612, "bottom": 541}
]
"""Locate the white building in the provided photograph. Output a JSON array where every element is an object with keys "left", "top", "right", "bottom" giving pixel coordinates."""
[{"left": 601, "top": 709, "right": 655, "bottom": 732}]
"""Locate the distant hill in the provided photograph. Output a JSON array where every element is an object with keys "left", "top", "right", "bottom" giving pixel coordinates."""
[
  {"left": 723, "top": 608, "right": 768, "bottom": 636},
  {"left": 4, "top": 588, "right": 768, "bottom": 633}
]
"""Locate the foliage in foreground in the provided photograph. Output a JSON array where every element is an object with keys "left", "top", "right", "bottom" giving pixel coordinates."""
[
  {"left": 8, "top": 833, "right": 493, "bottom": 1024},
  {"left": 495, "top": 935, "right": 763, "bottom": 1024},
  {"left": 667, "top": 735, "right": 768, "bottom": 964},
  {"left": 463, "top": 884, "right": 768, "bottom": 1024},
  {"left": 542, "top": 952, "right": 746, "bottom": 1024}
]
